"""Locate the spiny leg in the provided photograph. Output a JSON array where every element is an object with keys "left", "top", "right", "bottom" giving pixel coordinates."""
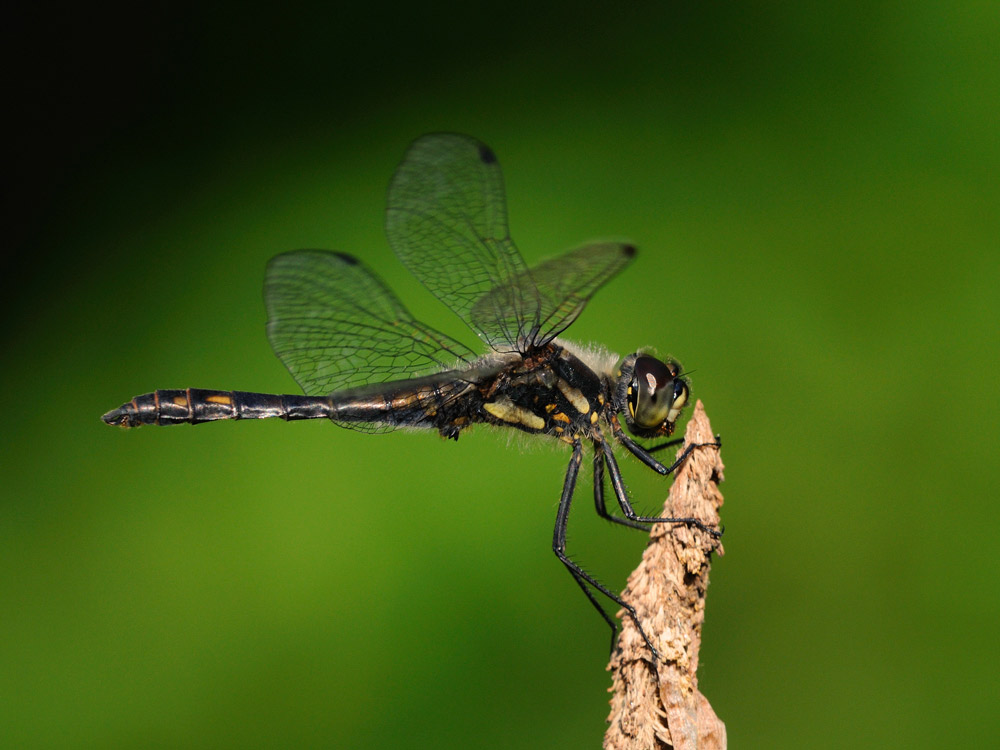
[
  {"left": 610, "top": 415, "right": 722, "bottom": 481},
  {"left": 552, "top": 440, "right": 661, "bottom": 660},
  {"left": 645, "top": 432, "right": 722, "bottom": 455},
  {"left": 564, "top": 562, "right": 621, "bottom": 657},
  {"left": 599, "top": 435, "right": 722, "bottom": 539},
  {"left": 553, "top": 442, "right": 616, "bottom": 647},
  {"left": 592, "top": 444, "right": 649, "bottom": 531}
]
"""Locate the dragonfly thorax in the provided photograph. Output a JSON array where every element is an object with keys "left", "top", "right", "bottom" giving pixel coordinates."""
[{"left": 474, "top": 343, "right": 609, "bottom": 441}]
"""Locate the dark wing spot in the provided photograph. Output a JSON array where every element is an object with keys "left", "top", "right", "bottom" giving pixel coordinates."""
[
  {"left": 333, "top": 251, "right": 359, "bottom": 265},
  {"left": 478, "top": 145, "right": 497, "bottom": 164},
  {"left": 622, "top": 244, "right": 637, "bottom": 258}
]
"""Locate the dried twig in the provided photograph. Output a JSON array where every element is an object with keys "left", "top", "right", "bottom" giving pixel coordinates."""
[{"left": 605, "top": 401, "right": 726, "bottom": 750}]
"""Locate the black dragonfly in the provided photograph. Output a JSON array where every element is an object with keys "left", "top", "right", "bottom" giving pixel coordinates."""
[{"left": 103, "top": 133, "right": 721, "bottom": 659}]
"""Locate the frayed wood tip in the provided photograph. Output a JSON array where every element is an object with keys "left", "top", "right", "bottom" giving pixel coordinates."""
[{"left": 605, "top": 400, "right": 726, "bottom": 750}]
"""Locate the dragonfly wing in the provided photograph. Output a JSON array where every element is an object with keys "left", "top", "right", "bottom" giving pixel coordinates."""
[
  {"left": 525, "top": 241, "right": 636, "bottom": 347},
  {"left": 265, "top": 250, "right": 477, "bottom": 403},
  {"left": 385, "top": 133, "right": 541, "bottom": 353},
  {"left": 469, "top": 242, "right": 636, "bottom": 349}
]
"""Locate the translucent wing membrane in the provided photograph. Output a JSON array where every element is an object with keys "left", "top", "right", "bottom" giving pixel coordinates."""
[
  {"left": 385, "top": 133, "right": 533, "bottom": 351},
  {"left": 386, "top": 133, "right": 635, "bottom": 353},
  {"left": 266, "top": 137, "right": 634, "bottom": 433},
  {"left": 265, "top": 250, "right": 476, "bottom": 401},
  {"left": 470, "top": 242, "right": 636, "bottom": 349}
]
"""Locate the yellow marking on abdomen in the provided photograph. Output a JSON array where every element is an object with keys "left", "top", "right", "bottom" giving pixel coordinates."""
[
  {"left": 556, "top": 379, "right": 589, "bottom": 414},
  {"left": 484, "top": 398, "right": 545, "bottom": 430},
  {"left": 172, "top": 395, "right": 189, "bottom": 407},
  {"left": 205, "top": 394, "right": 232, "bottom": 405}
]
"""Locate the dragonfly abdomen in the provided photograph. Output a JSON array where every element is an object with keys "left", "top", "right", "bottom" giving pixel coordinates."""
[
  {"left": 102, "top": 389, "right": 334, "bottom": 427},
  {"left": 325, "top": 380, "right": 479, "bottom": 433}
]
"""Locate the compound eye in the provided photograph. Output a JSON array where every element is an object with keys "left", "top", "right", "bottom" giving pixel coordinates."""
[{"left": 630, "top": 356, "right": 675, "bottom": 429}]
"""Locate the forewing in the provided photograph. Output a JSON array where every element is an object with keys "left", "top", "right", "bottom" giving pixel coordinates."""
[
  {"left": 385, "top": 133, "right": 539, "bottom": 352},
  {"left": 265, "top": 250, "right": 476, "bottom": 401},
  {"left": 470, "top": 242, "right": 636, "bottom": 348}
]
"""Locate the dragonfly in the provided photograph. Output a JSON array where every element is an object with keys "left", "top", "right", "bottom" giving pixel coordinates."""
[{"left": 102, "top": 133, "right": 721, "bottom": 659}]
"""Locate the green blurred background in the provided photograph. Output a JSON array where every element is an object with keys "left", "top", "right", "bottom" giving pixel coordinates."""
[{"left": 4, "top": 2, "right": 997, "bottom": 748}]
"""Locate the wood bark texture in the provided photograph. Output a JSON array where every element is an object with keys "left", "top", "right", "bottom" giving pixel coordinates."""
[{"left": 605, "top": 401, "right": 726, "bottom": 750}]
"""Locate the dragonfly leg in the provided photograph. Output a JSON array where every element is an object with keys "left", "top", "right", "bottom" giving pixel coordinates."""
[
  {"left": 610, "top": 415, "right": 721, "bottom": 478},
  {"left": 552, "top": 440, "right": 661, "bottom": 660},
  {"left": 645, "top": 432, "right": 722, "bottom": 456},
  {"left": 592, "top": 444, "right": 649, "bottom": 531},
  {"left": 599, "top": 436, "right": 722, "bottom": 539}
]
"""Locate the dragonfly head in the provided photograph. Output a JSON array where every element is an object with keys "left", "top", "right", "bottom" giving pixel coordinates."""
[{"left": 616, "top": 354, "right": 690, "bottom": 438}]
